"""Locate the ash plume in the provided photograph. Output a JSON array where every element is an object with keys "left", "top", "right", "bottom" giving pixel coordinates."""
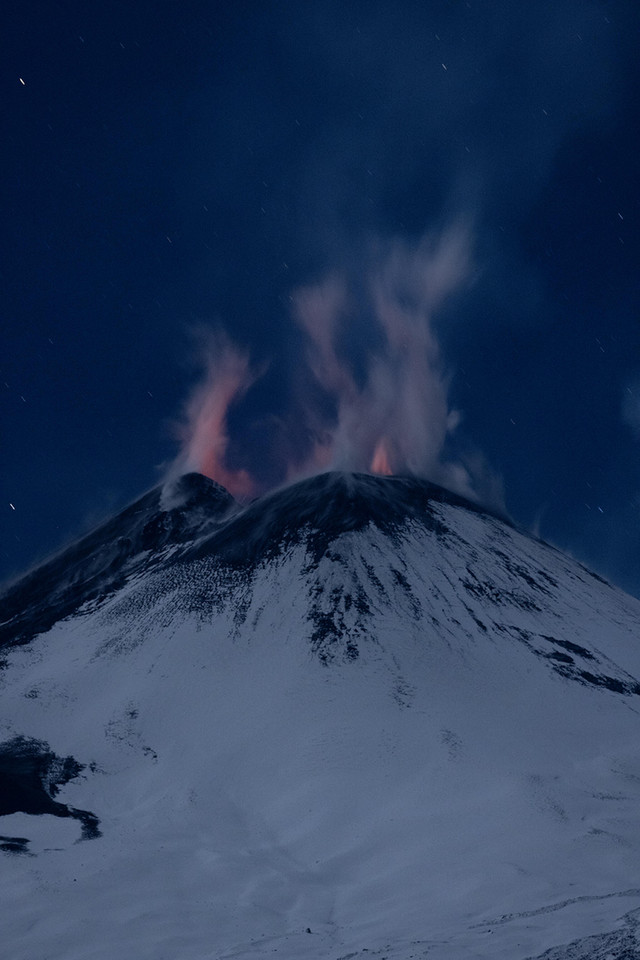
[
  {"left": 291, "top": 223, "right": 474, "bottom": 491},
  {"left": 170, "top": 330, "right": 258, "bottom": 499},
  {"left": 170, "top": 223, "right": 502, "bottom": 508}
]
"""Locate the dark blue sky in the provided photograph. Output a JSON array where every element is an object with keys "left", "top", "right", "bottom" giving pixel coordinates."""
[{"left": 2, "top": 0, "right": 640, "bottom": 595}]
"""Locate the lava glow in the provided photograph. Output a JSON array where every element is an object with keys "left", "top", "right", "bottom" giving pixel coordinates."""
[
  {"left": 290, "top": 224, "right": 473, "bottom": 486},
  {"left": 370, "top": 440, "right": 393, "bottom": 476},
  {"left": 171, "top": 224, "right": 500, "bottom": 504},
  {"left": 178, "top": 334, "right": 257, "bottom": 499}
]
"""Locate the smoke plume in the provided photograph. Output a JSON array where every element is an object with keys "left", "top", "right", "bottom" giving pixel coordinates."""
[
  {"left": 171, "top": 223, "right": 502, "bottom": 507},
  {"left": 171, "top": 331, "right": 257, "bottom": 499},
  {"left": 290, "top": 224, "right": 472, "bottom": 488}
]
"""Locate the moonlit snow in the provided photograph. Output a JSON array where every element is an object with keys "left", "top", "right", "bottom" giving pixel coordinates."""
[{"left": 1, "top": 472, "right": 640, "bottom": 959}]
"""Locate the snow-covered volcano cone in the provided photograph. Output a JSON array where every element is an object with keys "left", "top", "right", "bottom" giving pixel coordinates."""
[{"left": 1, "top": 472, "right": 640, "bottom": 960}]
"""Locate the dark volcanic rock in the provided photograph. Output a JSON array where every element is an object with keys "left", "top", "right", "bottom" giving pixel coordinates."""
[
  {"left": 0, "top": 737, "right": 100, "bottom": 852},
  {"left": 0, "top": 473, "right": 235, "bottom": 648},
  {"left": 0, "top": 472, "right": 504, "bottom": 649},
  {"left": 187, "top": 471, "right": 508, "bottom": 566}
]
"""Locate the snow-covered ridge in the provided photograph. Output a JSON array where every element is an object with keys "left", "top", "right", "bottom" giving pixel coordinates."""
[
  {"left": 0, "top": 471, "right": 503, "bottom": 648},
  {"left": 0, "top": 472, "right": 234, "bottom": 647},
  {"left": 1, "top": 471, "right": 640, "bottom": 959}
]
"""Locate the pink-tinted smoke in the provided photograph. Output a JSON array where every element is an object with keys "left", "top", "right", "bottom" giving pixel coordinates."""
[
  {"left": 174, "top": 333, "right": 257, "bottom": 499},
  {"left": 291, "top": 223, "right": 481, "bottom": 498},
  {"left": 171, "top": 223, "right": 502, "bottom": 507}
]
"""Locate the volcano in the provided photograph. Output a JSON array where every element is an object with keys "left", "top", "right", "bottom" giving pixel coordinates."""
[{"left": 1, "top": 472, "right": 640, "bottom": 960}]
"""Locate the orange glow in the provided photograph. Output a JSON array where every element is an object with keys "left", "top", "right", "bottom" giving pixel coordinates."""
[
  {"left": 172, "top": 224, "right": 491, "bottom": 503},
  {"left": 199, "top": 451, "right": 256, "bottom": 500},
  {"left": 371, "top": 439, "right": 393, "bottom": 476},
  {"left": 184, "top": 337, "right": 257, "bottom": 500}
]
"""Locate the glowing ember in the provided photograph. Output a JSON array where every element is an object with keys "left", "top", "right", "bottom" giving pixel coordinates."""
[
  {"left": 370, "top": 440, "right": 393, "bottom": 476},
  {"left": 179, "top": 334, "right": 257, "bottom": 499}
]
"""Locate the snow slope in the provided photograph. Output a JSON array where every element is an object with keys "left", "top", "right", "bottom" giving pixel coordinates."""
[{"left": 1, "top": 472, "right": 640, "bottom": 959}]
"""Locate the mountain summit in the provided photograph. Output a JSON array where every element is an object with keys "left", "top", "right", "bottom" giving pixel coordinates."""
[{"left": 1, "top": 472, "right": 640, "bottom": 959}]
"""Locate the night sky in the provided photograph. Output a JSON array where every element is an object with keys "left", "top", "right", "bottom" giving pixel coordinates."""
[{"left": 3, "top": 1, "right": 640, "bottom": 596}]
